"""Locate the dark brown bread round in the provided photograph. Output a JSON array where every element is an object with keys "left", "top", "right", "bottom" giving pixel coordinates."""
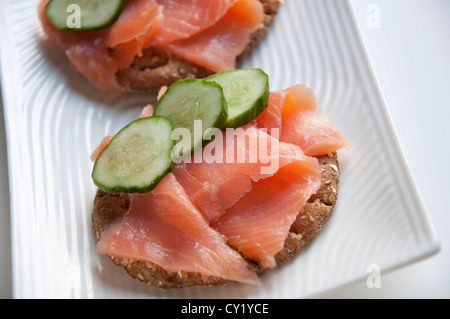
[
  {"left": 92, "top": 152, "right": 341, "bottom": 288},
  {"left": 115, "top": 0, "right": 282, "bottom": 92}
]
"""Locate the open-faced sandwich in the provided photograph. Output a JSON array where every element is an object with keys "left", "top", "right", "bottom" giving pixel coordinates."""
[
  {"left": 38, "top": 0, "right": 282, "bottom": 92},
  {"left": 90, "top": 69, "right": 350, "bottom": 288}
]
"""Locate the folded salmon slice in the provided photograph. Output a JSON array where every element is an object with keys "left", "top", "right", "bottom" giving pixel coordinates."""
[
  {"left": 211, "top": 143, "right": 321, "bottom": 268},
  {"left": 95, "top": 173, "right": 260, "bottom": 285},
  {"left": 107, "top": 1, "right": 163, "bottom": 69},
  {"left": 170, "top": 128, "right": 322, "bottom": 268},
  {"left": 149, "top": 0, "right": 235, "bottom": 45},
  {"left": 255, "top": 85, "right": 351, "bottom": 156},
  {"left": 172, "top": 126, "right": 318, "bottom": 224},
  {"left": 172, "top": 126, "right": 282, "bottom": 222},
  {"left": 161, "top": 0, "right": 264, "bottom": 72}
]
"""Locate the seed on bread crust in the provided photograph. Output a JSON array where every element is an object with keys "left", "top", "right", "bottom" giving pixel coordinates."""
[
  {"left": 115, "top": 0, "right": 283, "bottom": 92},
  {"left": 91, "top": 153, "right": 341, "bottom": 288}
]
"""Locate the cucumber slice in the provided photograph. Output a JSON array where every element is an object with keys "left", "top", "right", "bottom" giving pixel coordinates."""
[
  {"left": 154, "top": 79, "right": 228, "bottom": 159},
  {"left": 206, "top": 68, "right": 270, "bottom": 128},
  {"left": 45, "top": 0, "right": 127, "bottom": 32},
  {"left": 92, "top": 116, "right": 175, "bottom": 194}
]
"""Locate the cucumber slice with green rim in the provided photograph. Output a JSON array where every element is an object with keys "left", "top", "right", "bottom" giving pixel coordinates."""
[
  {"left": 154, "top": 78, "right": 228, "bottom": 160},
  {"left": 206, "top": 68, "right": 270, "bottom": 129},
  {"left": 45, "top": 0, "right": 127, "bottom": 32},
  {"left": 92, "top": 116, "right": 175, "bottom": 194}
]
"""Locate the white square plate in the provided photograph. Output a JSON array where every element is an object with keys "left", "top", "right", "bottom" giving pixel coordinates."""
[{"left": 0, "top": 0, "right": 439, "bottom": 298}]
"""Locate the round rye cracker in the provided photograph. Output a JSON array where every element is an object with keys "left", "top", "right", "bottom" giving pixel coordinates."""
[
  {"left": 115, "top": 0, "right": 283, "bottom": 92},
  {"left": 92, "top": 152, "right": 341, "bottom": 289}
]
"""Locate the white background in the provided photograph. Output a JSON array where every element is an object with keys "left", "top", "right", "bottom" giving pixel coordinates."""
[
  {"left": 1, "top": 0, "right": 449, "bottom": 298},
  {"left": 328, "top": 0, "right": 450, "bottom": 298}
]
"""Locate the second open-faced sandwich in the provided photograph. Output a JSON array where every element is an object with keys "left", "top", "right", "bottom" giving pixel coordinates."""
[{"left": 38, "top": 0, "right": 282, "bottom": 92}]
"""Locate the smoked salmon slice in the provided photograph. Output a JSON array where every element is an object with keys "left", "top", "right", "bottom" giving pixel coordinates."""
[
  {"left": 161, "top": 0, "right": 264, "bottom": 72},
  {"left": 149, "top": 0, "right": 235, "bottom": 45},
  {"left": 211, "top": 143, "right": 321, "bottom": 268},
  {"left": 255, "top": 85, "right": 351, "bottom": 156},
  {"left": 172, "top": 126, "right": 282, "bottom": 222},
  {"left": 106, "top": 0, "right": 163, "bottom": 70},
  {"left": 95, "top": 173, "right": 260, "bottom": 285}
]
